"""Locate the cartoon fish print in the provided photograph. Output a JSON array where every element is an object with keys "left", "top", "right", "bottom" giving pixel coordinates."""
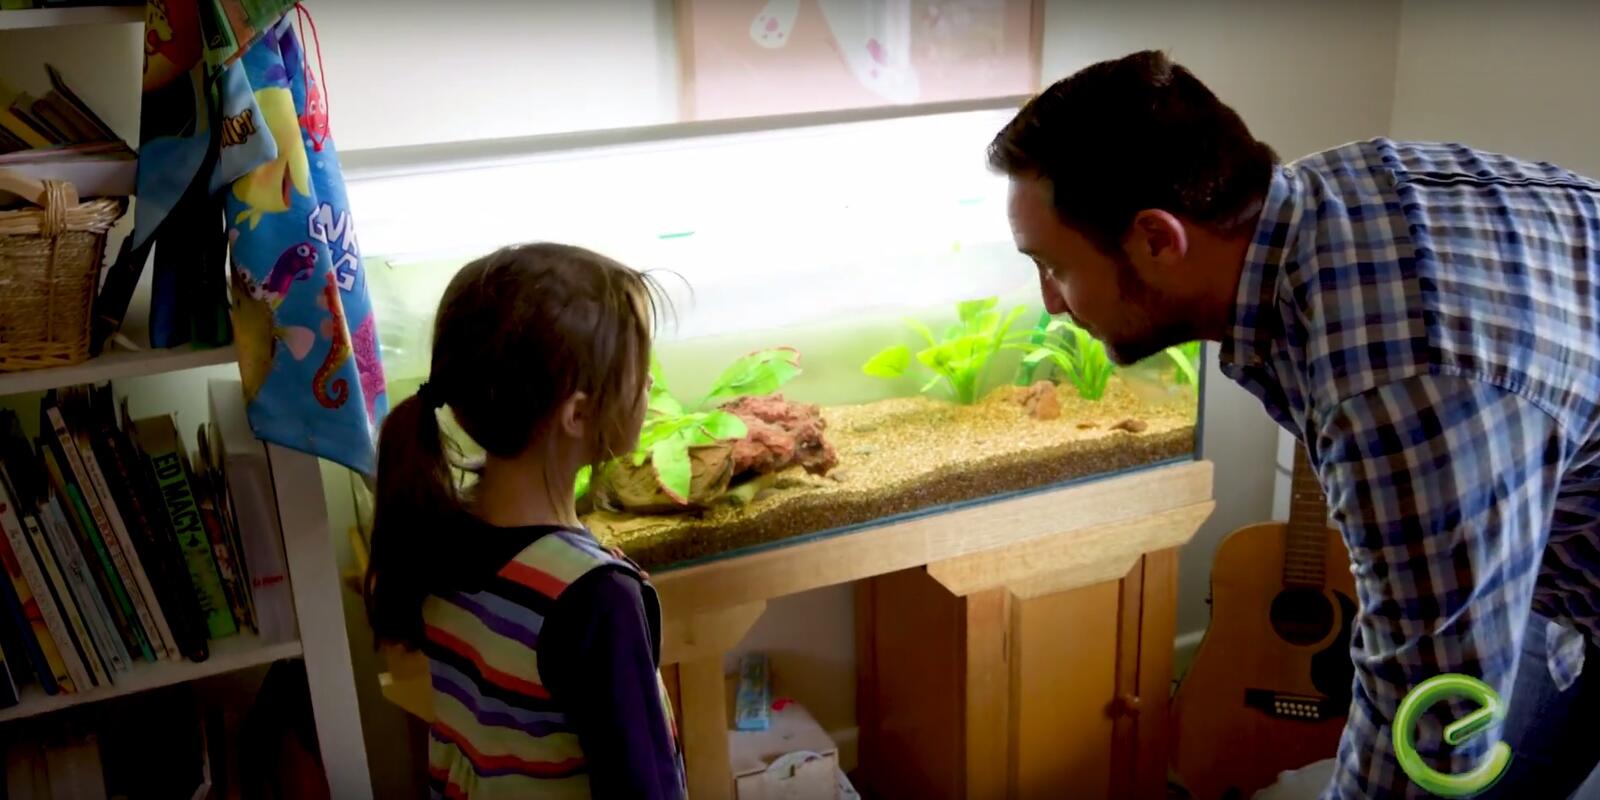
[
  {"left": 231, "top": 86, "right": 310, "bottom": 230},
  {"left": 299, "top": 75, "right": 330, "bottom": 152},
  {"left": 260, "top": 242, "right": 318, "bottom": 304},
  {"left": 230, "top": 267, "right": 315, "bottom": 404}
]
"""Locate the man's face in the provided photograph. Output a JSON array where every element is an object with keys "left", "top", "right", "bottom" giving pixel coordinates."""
[{"left": 1006, "top": 177, "right": 1193, "bottom": 365}]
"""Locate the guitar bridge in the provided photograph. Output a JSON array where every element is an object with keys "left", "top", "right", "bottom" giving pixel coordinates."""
[{"left": 1244, "top": 689, "right": 1340, "bottom": 722}]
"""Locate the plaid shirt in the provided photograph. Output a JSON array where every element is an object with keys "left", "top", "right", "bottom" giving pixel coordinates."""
[{"left": 1220, "top": 138, "right": 1600, "bottom": 799}]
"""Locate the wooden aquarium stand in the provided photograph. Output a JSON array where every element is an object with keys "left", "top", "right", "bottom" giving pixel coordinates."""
[{"left": 380, "top": 459, "right": 1214, "bottom": 799}]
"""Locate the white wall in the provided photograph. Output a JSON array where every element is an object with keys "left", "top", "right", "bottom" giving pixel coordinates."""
[
  {"left": 1390, "top": 0, "right": 1600, "bottom": 178},
  {"left": 1040, "top": 0, "right": 1402, "bottom": 642},
  {"left": 310, "top": 0, "right": 679, "bottom": 150}
]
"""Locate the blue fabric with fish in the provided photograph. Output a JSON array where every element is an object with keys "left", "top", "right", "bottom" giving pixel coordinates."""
[{"left": 224, "top": 16, "right": 388, "bottom": 475}]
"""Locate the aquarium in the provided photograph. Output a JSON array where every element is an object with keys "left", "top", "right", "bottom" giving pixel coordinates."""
[{"left": 345, "top": 107, "right": 1202, "bottom": 570}]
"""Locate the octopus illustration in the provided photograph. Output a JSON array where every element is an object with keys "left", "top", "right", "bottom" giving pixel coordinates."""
[{"left": 313, "top": 271, "right": 352, "bottom": 410}]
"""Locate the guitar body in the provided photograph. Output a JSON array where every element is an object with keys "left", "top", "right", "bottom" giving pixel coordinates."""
[{"left": 1171, "top": 520, "right": 1358, "bottom": 800}]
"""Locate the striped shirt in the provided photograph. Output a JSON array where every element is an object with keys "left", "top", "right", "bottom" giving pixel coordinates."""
[
  {"left": 1221, "top": 138, "right": 1600, "bottom": 799},
  {"left": 422, "top": 526, "right": 683, "bottom": 799}
]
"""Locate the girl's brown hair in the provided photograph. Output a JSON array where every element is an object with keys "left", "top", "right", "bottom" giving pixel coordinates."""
[{"left": 364, "top": 242, "right": 662, "bottom": 648}]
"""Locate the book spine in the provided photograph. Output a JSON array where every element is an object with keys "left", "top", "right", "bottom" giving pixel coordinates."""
[
  {"left": 0, "top": 496, "right": 80, "bottom": 694},
  {"left": 113, "top": 426, "right": 208, "bottom": 662},
  {"left": 91, "top": 419, "right": 204, "bottom": 663},
  {"left": 69, "top": 415, "right": 176, "bottom": 660},
  {"left": 147, "top": 449, "right": 235, "bottom": 639},
  {"left": 45, "top": 405, "right": 161, "bottom": 661},
  {"left": 41, "top": 495, "right": 129, "bottom": 675},
  {"left": 56, "top": 465, "right": 145, "bottom": 662},
  {"left": 21, "top": 513, "right": 107, "bottom": 688}
]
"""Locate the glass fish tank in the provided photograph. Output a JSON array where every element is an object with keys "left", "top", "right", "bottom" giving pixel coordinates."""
[{"left": 345, "top": 107, "right": 1202, "bottom": 570}]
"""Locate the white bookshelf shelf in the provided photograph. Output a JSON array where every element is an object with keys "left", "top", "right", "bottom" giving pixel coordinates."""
[
  {"left": 0, "top": 344, "right": 236, "bottom": 396},
  {"left": 0, "top": 633, "right": 302, "bottom": 724},
  {"left": 0, "top": 5, "right": 143, "bottom": 31}
]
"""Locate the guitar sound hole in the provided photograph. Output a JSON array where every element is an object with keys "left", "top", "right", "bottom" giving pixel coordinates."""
[{"left": 1269, "top": 588, "right": 1335, "bottom": 646}]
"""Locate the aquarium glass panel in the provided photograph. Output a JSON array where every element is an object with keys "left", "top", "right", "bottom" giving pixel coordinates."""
[{"left": 349, "top": 107, "right": 1202, "bottom": 570}]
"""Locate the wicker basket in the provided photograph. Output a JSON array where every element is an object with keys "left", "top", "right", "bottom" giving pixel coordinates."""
[{"left": 0, "top": 172, "right": 125, "bottom": 373}]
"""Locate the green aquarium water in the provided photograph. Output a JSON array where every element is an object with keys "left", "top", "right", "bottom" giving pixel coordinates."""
[
  {"left": 360, "top": 252, "right": 1202, "bottom": 570},
  {"left": 343, "top": 105, "right": 1201, "bottom": 569}
]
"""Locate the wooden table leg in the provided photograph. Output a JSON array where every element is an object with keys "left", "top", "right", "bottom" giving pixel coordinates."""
[
  {"left": 680, "top": 655, "right": 733, "bottom": 800},
  {"left": 660, "top": 601, "right": 767, "bottom": 800}
]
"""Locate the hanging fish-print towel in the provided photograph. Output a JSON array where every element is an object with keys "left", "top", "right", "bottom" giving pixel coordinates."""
[{"left": 225, "top": 15, "right": 388, "bottom": 476}]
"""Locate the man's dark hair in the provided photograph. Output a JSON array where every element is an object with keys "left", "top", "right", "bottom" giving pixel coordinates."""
[{"left": 988, "top": 50, "right": 1278, "bottom": 253}]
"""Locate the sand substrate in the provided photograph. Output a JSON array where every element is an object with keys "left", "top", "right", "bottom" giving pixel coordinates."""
[{"left": 585, "top": 378, "right": 1197, "bottom": 570}]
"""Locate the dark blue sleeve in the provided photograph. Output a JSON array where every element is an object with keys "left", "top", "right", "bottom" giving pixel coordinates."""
[{"left": 539, "top": 568, "right": 683, "bottom": 799}]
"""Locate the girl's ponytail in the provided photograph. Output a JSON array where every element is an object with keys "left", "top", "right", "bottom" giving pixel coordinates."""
[{"left": 364, "top": 387, "right": 462, "bottom": 648}]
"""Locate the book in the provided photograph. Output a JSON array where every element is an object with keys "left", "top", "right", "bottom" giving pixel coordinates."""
[
  {"left": 130, "top": 415, "right": 236, "bottom": 640},
  {"left": 208, "top": 379, "right": 294, "bottom": 643},
  {"left": 0, "top": 488, "right": 75, "bottom": 695},
  {"left": 193, "top": 424, "right": 252, "bottom": 633},
  {"left": 36, "top": 434, "right": 145, "bottom": 664},
  {"left": 0, "top": 548, "right": 50, "bottom": 697},
  {"left": 89, "top": 387, "right": 209, "bottom": 662},
  {"left": 58, "top": 388, "right": 176, "bottom": 660},
  {"left": 41, "top": 393, "right": 158, "bottom": 662},
  {"left": 40, "top": 492, "right": 129, "bottom": 677}
]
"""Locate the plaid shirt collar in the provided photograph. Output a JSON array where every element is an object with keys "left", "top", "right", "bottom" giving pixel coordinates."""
[{"left": 1221, "top": 164, "right": 1303, "bottom": 381}]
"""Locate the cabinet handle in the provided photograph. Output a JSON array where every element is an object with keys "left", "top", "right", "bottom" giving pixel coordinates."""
[{"left": 1111, "top": 693, "right": 1142, "bottom": 717}]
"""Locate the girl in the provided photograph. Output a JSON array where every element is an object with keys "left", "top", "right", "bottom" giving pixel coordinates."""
[{"left": 364, "top": 243, "right": 685, "bottom": 799}]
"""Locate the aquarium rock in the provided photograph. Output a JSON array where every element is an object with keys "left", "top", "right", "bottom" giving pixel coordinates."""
[{"left": 723, "top": 394, "right": 839, "bottom": 477}]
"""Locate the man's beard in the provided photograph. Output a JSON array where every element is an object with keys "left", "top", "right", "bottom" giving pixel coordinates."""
[{"left": 1101, "top": 257, "right": 1198, "bottom": 366}]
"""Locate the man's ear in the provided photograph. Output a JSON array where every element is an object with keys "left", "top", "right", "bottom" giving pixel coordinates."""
[
  {"left": 559, "top": 391, "right": 589, "bottom": 439},
  {"left": 1127, "top": 209, "right": 1189, "bottom": 268}
]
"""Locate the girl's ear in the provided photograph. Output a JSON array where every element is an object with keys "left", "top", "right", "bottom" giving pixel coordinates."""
[{"left": 559, "top": 390, "right": 589, "bottom": 440}]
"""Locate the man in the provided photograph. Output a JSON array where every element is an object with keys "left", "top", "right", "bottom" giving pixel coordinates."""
[{"left": 989, "top": 50, "right": 1600, "bottom": 799}]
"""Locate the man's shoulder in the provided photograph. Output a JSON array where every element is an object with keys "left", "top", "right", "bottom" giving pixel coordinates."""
[{"left": 1290, "top": 138, "right": 1600, "bottom": 188}]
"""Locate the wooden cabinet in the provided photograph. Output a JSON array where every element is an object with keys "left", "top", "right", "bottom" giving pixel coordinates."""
[
  {"left": 381, "top": 461, "right": 1213, "bottom": 800},
  {"left": 856, "top": 548, "right": 1180, "bottom": 800}
]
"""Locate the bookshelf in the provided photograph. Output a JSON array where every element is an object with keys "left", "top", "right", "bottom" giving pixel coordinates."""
[
  {"left": 0, "top": 632, "right": 301, "bottom": 724},
  {"left": 0, "top": 356, "right": 375, "bottom": 798},
  {"left": 0, "top": 5, "right": 144, "bottom": 31},
  {"left": 0, "top": 345, "right": 236, "bottom": 397}
]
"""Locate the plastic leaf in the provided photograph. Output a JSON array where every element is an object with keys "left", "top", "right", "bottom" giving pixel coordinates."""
[
  {"left": 863, "top": 344, "right": 912, "bottom": 378},
  {"left": 574, "top": 464, "right": 591, "bottom": 499},
  {"left": 651, "top": 438, "right": 692, "bottom": 504},
  {"left": 704, "top": 348, "right": 802, "bottom": 406},
  {"left": 699, "top": 410, "right": 749, "bottom": 441},
  {"left": 957, "top": 297, "right": 997, "bottom": 324},
  {"left": 904, "top": 318, "right": 938, "bottom": 348}
]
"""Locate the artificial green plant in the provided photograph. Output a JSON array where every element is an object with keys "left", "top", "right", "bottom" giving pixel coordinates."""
[
  {"left": 862, "top": 297, "right": 1028, "bottom": 404},
  {"left": 580, "top": 348, "right": 802, "bottom": 505},
  {"left": 1012, "top": 318, "right": 1116, "bottom": 400}
]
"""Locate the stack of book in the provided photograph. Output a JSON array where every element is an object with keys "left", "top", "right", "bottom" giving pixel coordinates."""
[
  {"left": 0, "top": 64, "right": 134, "bottom": 204},
  {"left": 0, "top": 379, "right": 294, "bottom": 707}
]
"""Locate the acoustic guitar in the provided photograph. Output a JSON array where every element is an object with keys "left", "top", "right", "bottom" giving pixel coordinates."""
[{"left": 1170, "top": 444, "right": 1358, "bottom": 800}]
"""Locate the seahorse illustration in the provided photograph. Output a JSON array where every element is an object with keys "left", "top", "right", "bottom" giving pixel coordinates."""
[
  {"left": 313, "top": 271, "right": 352, "bottom": 409},
  {"left": 350, "top": 312, "right": 386, "bottom": 420}
]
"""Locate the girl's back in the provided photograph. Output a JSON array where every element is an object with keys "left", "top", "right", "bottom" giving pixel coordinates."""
[{"left": 363, "top": 243, "right": 685, "bottom": 799}]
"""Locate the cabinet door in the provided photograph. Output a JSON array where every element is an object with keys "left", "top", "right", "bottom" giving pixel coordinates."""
[
  {"left": 1011, "top": 578, "right": 1124, "bottom": 799},
  {"left": 856, "top": 551, "right": 1176, "bottom": 800},
  {"left": 1011, "top": 550, "right": 1177, "bottom": 800}
]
